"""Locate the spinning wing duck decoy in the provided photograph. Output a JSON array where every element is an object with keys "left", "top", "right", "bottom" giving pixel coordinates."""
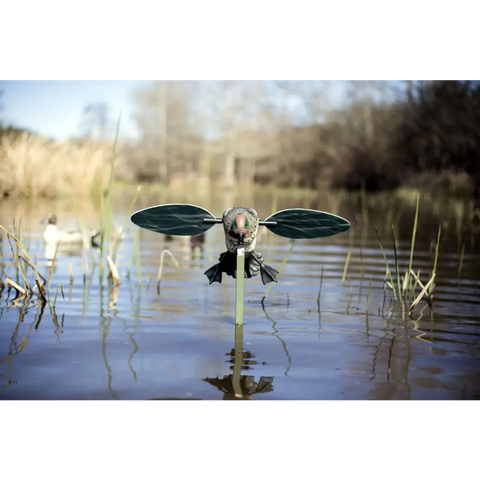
[{"left": 131, "top": 203, "right": 350, "bottom": 285}]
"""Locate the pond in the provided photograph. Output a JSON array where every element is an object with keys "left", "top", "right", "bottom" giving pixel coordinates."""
[{"left": 1, "top": 186, "right": 479, "bottom": 400}]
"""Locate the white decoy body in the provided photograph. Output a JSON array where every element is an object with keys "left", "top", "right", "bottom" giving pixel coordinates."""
[{"left": 42, "top": 213, "right": 100, "bottom": 248}]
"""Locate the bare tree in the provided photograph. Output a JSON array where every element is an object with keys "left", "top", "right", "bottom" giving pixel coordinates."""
[
  {"left": 80, "top": 102, "right": 111, "bottom": 140},
  {"left": 132, "top": 81, "right": 204, "bottom": 183}
]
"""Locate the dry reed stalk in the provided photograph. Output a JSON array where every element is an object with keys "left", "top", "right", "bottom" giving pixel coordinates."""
[
  {"left": 0, "top": 225, "right": 47, "bottom": 300},
  {"left": 6, "top": 276, "right": 26, "bottom": 295},
  {"left": 106, "top": 255, "right": 121, "bottom": 286},
  {"left": 157, "top": 249, "right": 179, "bottom": 294}
]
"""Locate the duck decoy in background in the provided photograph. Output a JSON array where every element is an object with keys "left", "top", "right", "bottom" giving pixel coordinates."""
[
  {"left": 131, "top": 203, "right": 350, "bottom": 285},
  {"left": 164, "top": 232, "right": 205, "bottom": 258},
  {"left": 41, "top": 213, "right": 100, "bottom": 247},
  {"left": 190, "top": 232, "right": 205, "bottom": 251}
]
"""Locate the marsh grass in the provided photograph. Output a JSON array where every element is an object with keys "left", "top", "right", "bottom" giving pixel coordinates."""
[
  {"left": 374, "top": 193, "right": 438, "bottom": 313},
  {"left": 0, "top": 224, "right": 67, "bottom": 307},
  {"left": 52, "top": 284, "right": 65, "bottom": 310},
  {"left": 0, "top": 132, "right": 116, "bottom": 199},
  {"left": 99, "top": 114, "right": 122, "bottom": 282}
]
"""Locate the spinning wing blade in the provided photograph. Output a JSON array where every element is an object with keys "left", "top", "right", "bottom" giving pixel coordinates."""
[
  {"left": 263, "top": 208, "right": 350, "bottom": 239},
  {"left": 131, "top": 203, "right": 218, "bottom": 236}
]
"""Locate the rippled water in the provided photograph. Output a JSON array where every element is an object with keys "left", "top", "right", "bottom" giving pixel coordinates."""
[{"left": 1, "top": 187, "right": 479, "bottom": 399}]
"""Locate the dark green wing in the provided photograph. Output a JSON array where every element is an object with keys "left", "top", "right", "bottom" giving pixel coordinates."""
[
  {"left": 131, "top": 203, "right": 219, "bottom": 236},
  {"left": 263, "top": 208, "right": 350, "bottom": 239}
]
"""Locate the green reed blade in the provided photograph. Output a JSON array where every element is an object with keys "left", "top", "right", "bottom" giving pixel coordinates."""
[
  {"left": 407, "top": 193, "right": 420, "bottom": 288},
  {"left": 429, "top": 225, "right": 441, "bottom": 298},
  {"left": 342, "top": 249, "right": 351, "bottom": 286},
  {"left": 391, "top": 225, "right": 401, "bottom": 299},
  {"left": 375, "top": 227, "right": 397, "bottom": 301}
]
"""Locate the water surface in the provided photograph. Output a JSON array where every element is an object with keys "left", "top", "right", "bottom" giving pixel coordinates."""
[{"left": 1, "top": 187, "right": 479, "bottom": 399}]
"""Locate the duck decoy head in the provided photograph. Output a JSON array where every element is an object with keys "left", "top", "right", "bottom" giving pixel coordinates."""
[
  {"left": 222, "top": 207, "right": 259, "bottom": 253},
  {"left": 41, "top": 213, "right": 57, "bottom": 225}
]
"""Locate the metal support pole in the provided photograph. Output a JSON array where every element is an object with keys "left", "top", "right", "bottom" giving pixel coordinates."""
[{"left": 235, "top": 248, "right": 245, "bottom": 326}]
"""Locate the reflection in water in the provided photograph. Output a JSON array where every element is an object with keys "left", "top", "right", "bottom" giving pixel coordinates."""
[
  {"left": 204, "top": 325, "right": 275, "bottom": 400},
  {"left": 1, "top": 299, "right": 47, "bottom": 390},
  {"left": 99, "top": 282, "right": 118, "bottom": 400},
  {"left": 262, "top": 305, "right": 292, "bottom": 376},
  {"left": 147, "top": 397, "right": 203, "bottom": 403}
]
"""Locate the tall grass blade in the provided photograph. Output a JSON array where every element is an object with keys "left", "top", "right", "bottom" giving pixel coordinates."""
[
  {"left": 407, "top": 193, "right": 420, "bottom": 288},
  {"left": 429, "top": 225, "right": 441, "bottom": 298},
  {"left": 100, "top": 113, "right": 122, "bottom": 278},
  {"left": 6, "top": 234, "right": 30, "bottom": 291},
  {"left": 342, "top": 249, "right": 351, "bottom": 286},
  {"left": 409, "top": 275, "right": 435, "bottom": 312},
  {"left": 47, "top": 241, "right": 61, "bottom": 293},
  {"left": 111, "top": 185, "right": 142, "bottom": 262},
  {"left": 52, "top": 284, "right": 65, "bottom": 309},
  {"left": 391, "top": 225, "right": 401, "bottom": 299},
  {"left": 375, "top": 227, "right": 397, "bottom": 301}
]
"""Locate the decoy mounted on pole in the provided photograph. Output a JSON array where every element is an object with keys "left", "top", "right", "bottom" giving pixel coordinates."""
[{"left": 130, "top": 204, "right": 351, "bottom": 285}]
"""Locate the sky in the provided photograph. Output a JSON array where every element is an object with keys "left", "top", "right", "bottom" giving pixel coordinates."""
[
  {"left": 0, "top": 77, "right": 408, "bottom": 140},
  {"left": 0, "top": 80, "right": 149, "bottom": 140}
]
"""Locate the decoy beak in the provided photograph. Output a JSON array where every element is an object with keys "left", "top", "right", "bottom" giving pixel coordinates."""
[{"left": 237, "top": 232, "right": 244, "bottom": 245}]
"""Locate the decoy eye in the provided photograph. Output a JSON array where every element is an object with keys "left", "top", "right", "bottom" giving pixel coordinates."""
[
  {"left": 232, "top": 219, "right": 237, "bottom": 230},
  {"left": 244, "top": 218, "right": 249, "bottom": 228}
]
